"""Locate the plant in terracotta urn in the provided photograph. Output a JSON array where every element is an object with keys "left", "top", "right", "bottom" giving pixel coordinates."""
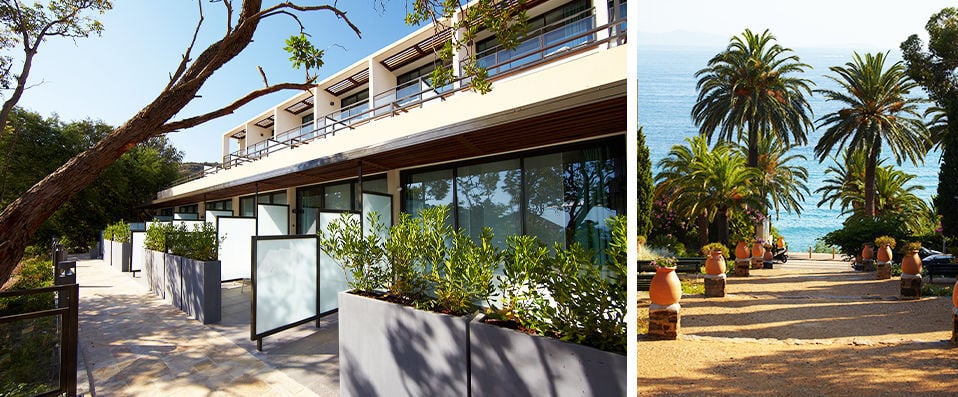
[
  {"left": 900, "top": 241, "right": 922, "bottom": 275},
  {"left": 735, "top": 240, "right": 749, "bottom": 260},
  {"left": 752, "top": 238, "right": 766, "bottom": 258},
  {"left": 874, "top": 236, "right": 896, "bottom": 262},
  {"left": 649, "top": 257, "right": 681, "bottom": 306},
  {"left": 861, "top": 243, "right": 874, "bottom": 261},
  {"left": 701, "top": 242, "right": 728, "bottom": 275}
]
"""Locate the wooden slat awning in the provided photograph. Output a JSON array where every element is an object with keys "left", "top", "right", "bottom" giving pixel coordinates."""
[
  {"left": 284, "top": 96, "right": 315, "bottom": 114},
  {"left": 380, "top": 29, "right": 452, "bottom": 72},
  {"left": 325, "top": 69, "right": 370, "bottom": 96}
]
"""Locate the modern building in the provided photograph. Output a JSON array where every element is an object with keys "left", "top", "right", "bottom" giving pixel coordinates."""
[{"left": 151, "top": 0, "right": 627, "bottom": 254}]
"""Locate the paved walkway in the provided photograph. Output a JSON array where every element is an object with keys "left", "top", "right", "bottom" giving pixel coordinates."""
[{"left": 74, "top": 258, "right": 339, "bottom": 396}]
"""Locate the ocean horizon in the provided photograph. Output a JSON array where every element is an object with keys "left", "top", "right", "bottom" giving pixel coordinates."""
[{"left": 638, "top": 45, "right": 940, "bottom": 252}]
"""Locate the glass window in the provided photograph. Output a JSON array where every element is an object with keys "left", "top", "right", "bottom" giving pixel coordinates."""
[
  {"left": 456, "top": 159, "right": 521, "bottom": 247},
  {"left": 361, "top": 178, "right": 389, "bottom": 194},
  {"left": 404, "top": 169, "right": 453, "bottom": 217},
  {"left": 205, "top": 199, "right": 232, "bottom": 211},
  {"left": 324, "top": 183, "right": 352, "bottom": 211},
  {"left": 240, "top": 196, "right": 256, "bottom": 217},
  {"left": 178, "top": 204, "right": 198, "bottom": 214}
]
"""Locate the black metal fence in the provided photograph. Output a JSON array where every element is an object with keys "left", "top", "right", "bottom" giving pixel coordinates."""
[{"left": 0, "top": 284, "right": 79, "bottom": 397}]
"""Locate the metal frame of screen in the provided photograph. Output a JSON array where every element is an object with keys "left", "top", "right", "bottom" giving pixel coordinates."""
[{"left": 250, "top": 234, "right": 321, "bottom": 351}]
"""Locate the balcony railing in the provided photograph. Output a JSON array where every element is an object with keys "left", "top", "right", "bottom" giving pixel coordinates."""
[{"left": 175, "top": 15, "right": 626, "bottom": 182}]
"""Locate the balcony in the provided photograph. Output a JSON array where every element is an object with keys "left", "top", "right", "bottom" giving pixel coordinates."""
[{"left": 178, "top": 14, "right": 626, "bottom": 185}]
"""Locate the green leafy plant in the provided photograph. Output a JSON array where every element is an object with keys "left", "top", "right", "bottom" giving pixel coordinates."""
[
  {"left": 319, "top": 212, "right": 387, "bottom": 292},
  {"left": 383, "top": 212, "right": 429, "bottom": 299},
  {"left": 874, "top": 235, "right": 896, "bottom": 248},
  {"left": 104, "top": 220, "right": 130, "bottom": 243},
  {"left": 163, "top": 222, "right": 222, "bottom": 261},
  {"left": 701, "top": 242, "right": 729, "bottom": 258},
  {"left": 428, "top": 227, "right": 500, "bottom": 316},
  {"left": 144, "top": 222, "right": 172, "bottom": 252},
  {"left": 650, "top": 256, "right": 677, "bottom": 269},
  {"left": 901, "top": 241, "right": 922, "bottom": 253},
  {"left": 492, "top": 235, "right": 550, "bottom": 333}
]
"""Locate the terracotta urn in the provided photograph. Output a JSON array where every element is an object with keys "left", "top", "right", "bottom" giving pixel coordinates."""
[
  {"left": 861, "top": 244, "right": 874, "bottom": 260},
  {"left": 751, "top": 242, "right": 765, "bottom": 258},
  {"left": 649, "top": 266, "right": 682, "bottom": 306},
  {"left": 877, "top": 244, "right": 893, "bottom": 262},
  {"left": 776, "top": 236, "right": 786, "bottom": 249},
  {"left": 763, "top": 247, "right": 773, "bottom": 262},
  {"left": 705, "top": 249, "right": 726, "bottom": 275},
  {"left": 735, "top": 241, "right": 749, "bottom": 260},
  {"left": 901, "top": 250, "right": 922, "bottom": 275},
  {"left": 953, "top": 279, "right": 958, "bottom": 309}
]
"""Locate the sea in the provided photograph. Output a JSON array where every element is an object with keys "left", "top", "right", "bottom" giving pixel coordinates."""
[{"left": 637, "top": 46, "right": 940, "bottom": 252}]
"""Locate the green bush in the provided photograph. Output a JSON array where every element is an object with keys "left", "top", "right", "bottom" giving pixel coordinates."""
[
  {"left": 0, "top": 257, "right": 55, "bottom": 316},
  {"left": 383, "top": 213, "right": 429, "bottom": 299},
  {"left": 144, "top": 222, "right": 173, "bottom": 252},
  {"left": 104, "top": 220, "right": 131, "bottom": 243},
  {"left": 145, "top": 222, "right": 221, "bottom": 261},
  {"left": 319, "top": 212, "right": 387, "bottom": 292},
  {"left": 821, "top": 215, "right": 910, "bottom": 257},
  {"left": 428, "top": 227, "right": 500, "bottom": 315}
]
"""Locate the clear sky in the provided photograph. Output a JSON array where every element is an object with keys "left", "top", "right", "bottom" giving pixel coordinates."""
[
  {"left": 16, "top": 1, "right": 420, "bottom": 162},
  {"left": 636, "top": 0, "right": 954, "bottom": 50}
]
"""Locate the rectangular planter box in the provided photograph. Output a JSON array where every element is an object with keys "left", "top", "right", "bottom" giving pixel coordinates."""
[
  {"left": 469, "top": 318, "right": 626, "bottom": 397},
  {"left": 181, "top": 257, "right": 221, "bottom": 324},
  {"left": 110, "top": 240, "right": 131, "bottom": 272},
  {"left": 144, "top": 249, "right": 166, "bottom": 298},
  {"left": 339, "top": 292, "right": 470, "bottom": 397}
]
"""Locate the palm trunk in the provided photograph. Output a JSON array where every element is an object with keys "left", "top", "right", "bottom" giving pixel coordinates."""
[
  {"left": 716, "top": 206, "right": 730, "bottom": 245},
  {"left": 864, "top": 141, "right": 881, "bottom": 217},
  {"left": 697, "top": 212, "right": 709, "bottom": 248}
]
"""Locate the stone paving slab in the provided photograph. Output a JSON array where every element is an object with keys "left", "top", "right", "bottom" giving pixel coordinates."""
[{"left": 74, "top": 258, "right": 325, "bottom": 396}]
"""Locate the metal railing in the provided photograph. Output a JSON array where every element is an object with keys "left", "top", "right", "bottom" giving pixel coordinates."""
[
  {"left": 0, "top": 284, "right": 79, "bottom": 397},
  {"left": 173, "top": 15, "right": 626, "bottom": 178}
]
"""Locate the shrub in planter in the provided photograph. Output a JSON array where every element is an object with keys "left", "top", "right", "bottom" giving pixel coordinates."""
[
  {"left": 427, "top": 227, "right": 500, "bottom": 315},
  {"left": 383, "top": 212, "right": 429, "bottom": 299},
  {"left": 144, "top": 222, "right": 173, "bottom": 252},
  {"left": 104, "top": 220, "right": 131, "bottom": 243},
  {"left": 319, "top": 212, "right": 387, "bottom": 293},
  {"left": 167, "top": 222, "right": 222, "bottom": 261}
]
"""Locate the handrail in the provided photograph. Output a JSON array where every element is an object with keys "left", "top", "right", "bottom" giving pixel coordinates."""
[{"left": 166, "top": 16, "right": 627, "bottom": 182}]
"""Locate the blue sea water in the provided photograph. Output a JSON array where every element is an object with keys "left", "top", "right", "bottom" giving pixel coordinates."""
[{"left": 637, "top": 46, "right": 941, "bottom": 252}]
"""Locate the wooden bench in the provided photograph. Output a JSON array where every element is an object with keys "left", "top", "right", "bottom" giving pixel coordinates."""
[
  {"left": 926, "top": 263, "right": 958, "bottom": 282},
  {"left": 638, "top": 273, "right": 652, "bottom": 291}
]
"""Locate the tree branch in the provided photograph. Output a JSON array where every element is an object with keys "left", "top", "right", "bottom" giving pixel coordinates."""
[
  {"left": 158, "top": 81, "right": 314, "bottom": 133},
  {"left": 254, "top": 2, "right": 361, "bottom": 39},
  {"left": 166, "top": 0, "right": 205, "bottom": 91}
]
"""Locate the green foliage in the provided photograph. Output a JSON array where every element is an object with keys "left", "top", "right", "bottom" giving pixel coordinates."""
[
  {"left": 0, "top": 108, "right": 181, "bottom": 248},
  {"left": 821, "top": 215, "right": 911, "bottom": 257},
  {"left": 144, "top": 222, "right": 172, "bottom": 252},
  {"left": 0, "top": 257, "right": 54, "bottom": 316},
  {"left": 636, "top": 127, "right": 654, "bottom": 238},
  {"left": 496, "top": 235, "right": 550, "bottom": 333},
  {"left": 405, "top": 0, "right": 528, "bottom": 94},
  {"left": 428, "top": 228, "right": 500, "bottom": 316},
  {"left": 902, "top": 9, "right": 958, "bottom": 240},
  {"left": 103, "top": 219, "right": 130, "bottom": 243},
  {"left": 680, "top": 278, "right": 704, "bottom": 295},
  {"left": 900, "top": 241, "right": 922, "bottom": 253},
  {"left": 318, "top": 212, "right": 387, "bottom": 293},
  {"left": 383, "top": 213, "right": 428, "bottom": 298},
  {"left": 701, "top": 242, "right": 729, "bottom": 258},
  {"left": 811, "top": 239, "right": 836, "bottom": 253},
  {"left": 284, "top": 33, "right": 324, "bottom": 78},
  {"left": 874, "top": 235, "right": 896, "bottom": 249},
  {"left": 165, "top": 222, "right": 221, "bottom": 262}
]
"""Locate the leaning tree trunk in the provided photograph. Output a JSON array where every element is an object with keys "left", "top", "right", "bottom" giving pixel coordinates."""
[
  {"left": 863, "top": 140, "right": 881, "bottom": 217},
  {"left": 0, "top": 0, "right": 267, "bottom": 286}
]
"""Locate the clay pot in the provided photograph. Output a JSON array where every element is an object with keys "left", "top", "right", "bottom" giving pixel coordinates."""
[
  {"left": 901, "top": 250, "right": 922, "bottom": 275},
  {"left": 861, "top": 244, "right": 874, "bottom": 260},
  {"left": 735, "top": 241, "right": 749, "bottom": 260},
  {"left": 877, "top": 244, "right": 893, "bottom": 262},
  {"left": 649, "top": 266, "right": 682, "bottom": 306},
  {"left": 953, "top": 279, "right": 958, "bottom": 309},
  {"left": 705, "top": 249, "right": 726, "bottom": 275},
  {"left": 776, "top": 236, "right": 786, "bottom": 249},
  {"left": 763, "top": 248, "right": 773, "bottom": 262},
  {"left": 751, "top": 242, "right": 765, "bottom": 258}
]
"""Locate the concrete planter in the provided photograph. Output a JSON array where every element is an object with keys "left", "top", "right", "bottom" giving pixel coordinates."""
[
  {"left": 338, "top": 291, "right": 470, "bottom": 397},
  {"left": 110, "top": 240, "right": 132, "bottom": 272},
  {"left": 140, "top": 249, "right": 221, "bottom": 324},
  {"left": 469, "top": 317, "right": 626, "bottom": 397}
]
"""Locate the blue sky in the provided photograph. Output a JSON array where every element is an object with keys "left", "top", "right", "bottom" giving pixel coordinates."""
[
  {"left": 636, "top": 0, "right": 954, "bottom": 50},
  {"left": 16, "top": 1, "right": 421, "bottom": 162}
]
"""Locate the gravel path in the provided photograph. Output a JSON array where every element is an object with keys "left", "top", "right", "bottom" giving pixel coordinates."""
[{"left": 638, "top": 257, "right": 958, "bottom": 396}]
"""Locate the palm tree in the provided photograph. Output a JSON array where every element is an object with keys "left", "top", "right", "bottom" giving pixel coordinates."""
[
  {"left": 817, "top": 150, "right": 929, "bottom": 221},
  {"left": 814, "top": 51, "right": 932, "bottom": 217},
  {"left": 656, "top": 136, "right": 762, "bottom": 245},
  {"left": 692, "top": 28, "right": 815, "bottom": 168},
  {"left": 735, "top": 135, "right": 809, "bottom": 220}
]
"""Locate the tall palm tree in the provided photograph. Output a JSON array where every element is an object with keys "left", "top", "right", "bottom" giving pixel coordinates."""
[
  {"left": 817, "top": 150, "right": 929, "bottom": 221},
  {"left": 815, "top": 51, "right": 932, "bottom": 217},
  {"left": 735, "top": 135, "right": 809, "bottom": 219},
  {"left": 692, "top": 28, "right": 815, "bottom": 168},
  {"left": 656, "top": 136, "right": 762, "bottom": 245}
]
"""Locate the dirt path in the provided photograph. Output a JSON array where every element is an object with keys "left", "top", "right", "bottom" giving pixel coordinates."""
[{"left": 638, "top": 258, "right": 958, "bottom": 396}]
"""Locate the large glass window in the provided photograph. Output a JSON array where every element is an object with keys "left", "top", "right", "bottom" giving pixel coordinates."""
[
  {"left": 240, "top": 191, "right": 287, "bottom": 217},
  {"left": 295, "top": 176, "right": 388, "bottom": 234},
  {"left": 206, "top": 199, "right": 232, "bottom": 211},
  {"left": 457, "top": 159, "right": 521, "bottom": 247},
  {"left": 340, "top": 90, "right": 369, "bottom": 121},
  {"left": 402, "top": 138, "right": 624, "bottom": 256}
]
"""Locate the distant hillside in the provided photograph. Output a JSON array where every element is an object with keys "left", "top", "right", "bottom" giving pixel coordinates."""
[{"left": 178, "top": 162, "right": 219, "bottom": 180}]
